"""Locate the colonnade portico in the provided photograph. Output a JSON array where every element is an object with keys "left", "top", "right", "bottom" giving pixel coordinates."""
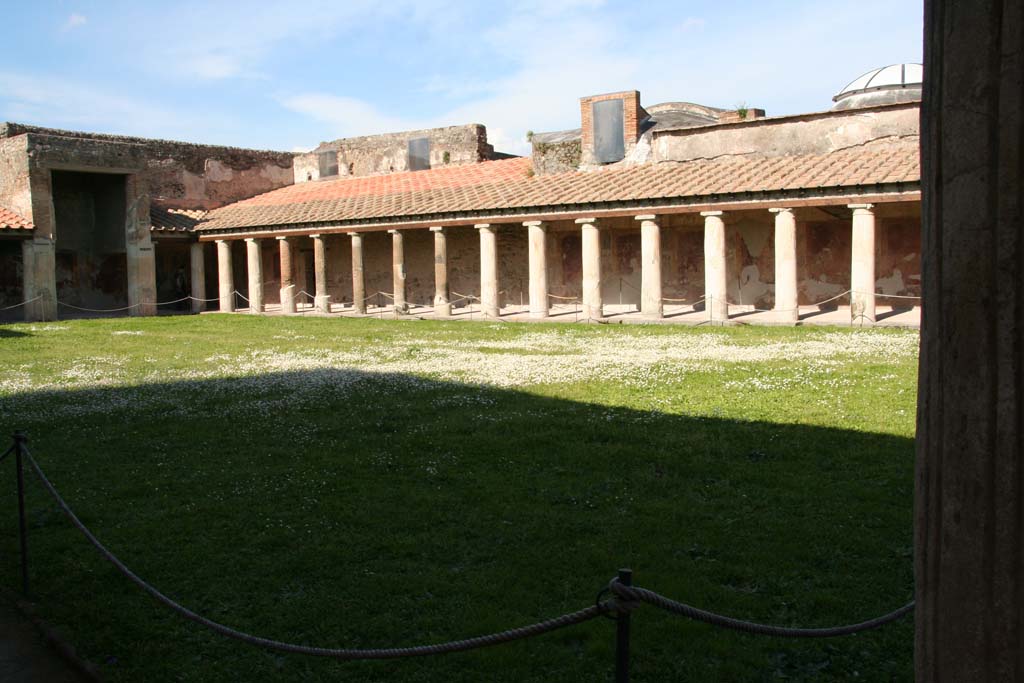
[{"left": 200, "top": 200, "right": 906, "bottom": 326}]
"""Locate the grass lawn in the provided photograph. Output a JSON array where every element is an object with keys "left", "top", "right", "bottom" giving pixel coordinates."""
[{"left": 0, "top": 315, "right": 918, "bottom": 681}]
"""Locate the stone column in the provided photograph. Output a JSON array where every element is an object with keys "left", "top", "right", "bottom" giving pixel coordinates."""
[
  {"left": 636, "top": 215, "right": 662, "bottom": 318},
  {"left": 189, "top": 242, "right": 206, "bottom": 313},
  {"left": 430, "top": 226, "right": 451, "bottom": 317},
  {"left": 245, "top": 238, "right": 264, "bottom": 313},
  {"left": 389, "top": 229, "right": 407, "bottom": 312},
  {"left": 849, "top": 204, "right": 876, "bottom": 324},
  {"left": 525, "top": 221, "right": 549, "bottom": 318},
  {"left": 21, "top": 236, "right": 56, "bottom": 322},
  {"left": 125, "top": 186, "right": 156, "bottom": 317},
  {"left": 216, "top": 239, "right": 234, "bottom": 313},
  {"left": 277, "top": 236, "right": 296, "bottom": 314},
  {"left": 349, "top": 232, "right": 365, "bottom": 314},
  {"left": 577, "top": 217, "right": 603, "bottom": 320},
  {"left": 702, "top": 211, "right": 728, "bottom": 321},
  {"left": 476, "top": 223, "right": 499, "bottom": 318},
  {"left": 770, "top": 208, "right": 798, "bottom": 323},
  {"left": 311, "top": 234, "right": 330, "bottom": 313},
  {"left": 916, "top": 1, "right": 1024, "bottom": 679}
]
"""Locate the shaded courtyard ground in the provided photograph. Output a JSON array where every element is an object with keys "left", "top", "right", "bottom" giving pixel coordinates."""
[{"left": 0, "top": 316, "right": 917, "bottom": 681}]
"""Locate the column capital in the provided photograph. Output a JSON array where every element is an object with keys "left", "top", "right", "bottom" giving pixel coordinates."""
[
  {"left": 574, "top": 217, "right": 598, "bottom": 225},
  {"left": 848, "top": 203, "right": 875, "bottom": 211},
  {"left": 387, "top": 229, "right": 401, "bottom": 235},
  {"left": 768, "top": 207, "right": 794, "bottom": 215},
  {"left": 634, "top": 214, "right": 657, "bottom": 222},
  {"left": 474, "top": 223, "right": 494, "bottom": 231},
  {"left": 523, "top": 220, "right": 547, "bottom": 228},
  {"left": 244, "top": 237, "right": 259, "bottom": 243},
  {"left": 215, "top": 238, "right": 229, "bottom": 244},
  {"left": 275, "top": 235, "right": 290, "bottom": 241},
  {"left": 700, "top": 210, "right": 724, "bottom": 217},
  {"left": 346, "top": 232, "right": 360, "bottom": 237},
  {"left": 309, "top": 234, "right": 322, "bottom": 239},
  {"left": 429, "top": 226, "right": 446, "bottom": 232}
]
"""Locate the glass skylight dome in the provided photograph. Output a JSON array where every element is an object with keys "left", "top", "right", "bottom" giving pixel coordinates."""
[{"left": 831, "top": 64, "right": 923, "bottom": 111}]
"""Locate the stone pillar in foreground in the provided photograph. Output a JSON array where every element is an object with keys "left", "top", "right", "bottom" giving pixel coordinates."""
[
  {"left": 277, "top": 236, "right": 296, "bottom": 314},
  {"left": 349, "top": 232, "right": 365, "bottom": 314},
  {"left": 389, "top": 229, "right": 407, "bottom": 312},
  {"left": 22, "top": 235, "right": 57, "bottom": 322},
  {"left": 430, "top": 226, "right": 451, "bottom": 317},
  {"left": 216, "top": 239, "right": 234, "bottom": 313},
  {"left": 311, "top": 234, "right": 330, "bottom": 313},
  {"left": 770, "top": 208, "right": 798, "bottom": 323},
  {"left": 577, "top": 217, "right": 603, "bottom": 320},
  {"left": 476, "top": 223, "right": 499, "bottom": 318},
  {"left": 525, "top": 220, "right": 549, "bottom": 318},
  {"left": 849, "top": 203, "right": 876, "bottom": 324},
  {"left": 637, "top": 214, "right": 662, "bottom": 318},
  {"left": 916, "top": 0, "right": 1024, "bottom": 679},
  {"left": 245, "top": 238, "right": 264, "bottom": 313},
  {"left": 702, "top": 211, "right": 728, "bottom": 322},
  {"left": 189, "top": 242, "right": 206, "bottom": 313}
]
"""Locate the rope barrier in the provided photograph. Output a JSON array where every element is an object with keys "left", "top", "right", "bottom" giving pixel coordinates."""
[
  {"left": 4, "top": 434, "right": 915, "bottom": 678},
  {"left": 58, "top": 301, "right": 143, "bottom": 313},
  {"left": 607, "top": 579, "right": 913, "bottom": 638},
  {"left": 23, "top": 444, "right": 609, "bottom": 659},
  {"left": 0, "top": 295, "right": 43, "bottom": 311}
]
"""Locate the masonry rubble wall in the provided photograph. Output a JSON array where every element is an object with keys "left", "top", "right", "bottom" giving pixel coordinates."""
[
  {"left": 0, "top": 135, "right": 33, "bottom": 222},
  {"left": 295, "top": 124, "right": 494, "bottom": 183}
]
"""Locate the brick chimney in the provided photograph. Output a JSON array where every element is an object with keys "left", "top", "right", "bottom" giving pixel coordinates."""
[{"left": 580, "top": 90, "right": 647, "bottom": 166}]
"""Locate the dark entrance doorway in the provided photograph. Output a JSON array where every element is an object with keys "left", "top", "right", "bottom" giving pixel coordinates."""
[{"left": 51, "top": 170, "right": 128, "bottom": 315}]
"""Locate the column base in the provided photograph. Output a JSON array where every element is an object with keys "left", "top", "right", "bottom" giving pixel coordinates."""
[
  {"left": 640, "top": 304, "right": 663, "bottom": 318},
  {"left": 529, "top": 309, "right": 549, "bottom": 319},
  {"left": 435, "top": 302, "right": 452, "bottom": 317},
  {"left": 280, "top": 286, "right": 296, "bottom": 314},
  {"left": 314, "top": 295, "right": 330, "bottom": 313}
]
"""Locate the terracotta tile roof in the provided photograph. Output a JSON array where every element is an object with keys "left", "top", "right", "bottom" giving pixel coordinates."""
[
  {"left": 0, "top": 207, "right": 32, "bottom": 231},
  {"left": 198, "top": 147, "right": 919, "bottom": 232},
  {"left": 150, "top": 206, "right": 207, "bottom": 232}
]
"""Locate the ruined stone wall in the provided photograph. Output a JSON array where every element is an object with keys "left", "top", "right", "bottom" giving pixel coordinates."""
[
  {"left": 0, "top": 135, "right": 32, "bottom": 222},
  {"left": 296, "top": 124, "right": 492, "bottom": 182},
  {"left": 797, "top": 222, "right": 850, "bottom": 305},
  {"left": 446, "top": 227, "right": 480, "bottom": 303},
  {"left": 726, "top": 213, "right": 776, "bottom": 309},
  {"left": 6, "top": 125, "right": 294, "bottom": 211},
  {"left": 530, "top": 137, "right": 581, "bottom": 176},
  {"left": 652, "top": 104, "right": 919, "bottom": 163}
]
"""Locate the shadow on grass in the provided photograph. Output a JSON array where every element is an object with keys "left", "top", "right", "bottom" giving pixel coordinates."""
[
  {"left": 0, "top": 326, "right": 30, "bottom": 338},
  {"left": 0, "top": 369, "right": 915, "bottom": 683}
]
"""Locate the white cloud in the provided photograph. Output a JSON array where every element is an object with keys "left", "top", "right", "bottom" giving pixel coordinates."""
[{"left": 60, "top": 13, "right": 87, "bottom": 32}]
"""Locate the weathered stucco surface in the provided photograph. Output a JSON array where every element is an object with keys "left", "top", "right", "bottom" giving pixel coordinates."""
[{"left": 652, "top": 104, "right": 919, "bottom": 162}]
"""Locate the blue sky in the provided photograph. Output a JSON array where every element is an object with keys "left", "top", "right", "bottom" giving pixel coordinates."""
[{"left": 1, "top": 1, "right": 922, "bottom": 156}]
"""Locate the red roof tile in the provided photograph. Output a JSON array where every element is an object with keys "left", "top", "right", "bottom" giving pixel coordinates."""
[
  {"left": 198, "top": 148, "right": 919, "bottom": 232},
  {"left": 0, "top": 207, "right": 32, "bottom": 231},
  {"left": 150, "top": 206, "right": 207, "bottom": 232}
]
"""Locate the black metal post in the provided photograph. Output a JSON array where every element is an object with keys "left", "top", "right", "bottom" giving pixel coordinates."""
[
  {"left": 615, "top": 568, "right": 632, "bottom": 683},
  {"left": 13, "top": 431, "right": 29, "bottom": 596}
]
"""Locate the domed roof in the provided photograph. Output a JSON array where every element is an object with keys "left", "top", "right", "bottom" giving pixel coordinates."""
[{"left": 831, "top": 64, "right": 923, "bottom": 111}]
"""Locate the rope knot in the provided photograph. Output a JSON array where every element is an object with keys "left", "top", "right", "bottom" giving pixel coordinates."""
[{"left": 607, "top": 577, "right": 641, "bottom": 616}]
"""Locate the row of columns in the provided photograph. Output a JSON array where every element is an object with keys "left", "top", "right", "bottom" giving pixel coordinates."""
[{"left": 208, "top": 203, "right": 878, "bottom": 322}]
